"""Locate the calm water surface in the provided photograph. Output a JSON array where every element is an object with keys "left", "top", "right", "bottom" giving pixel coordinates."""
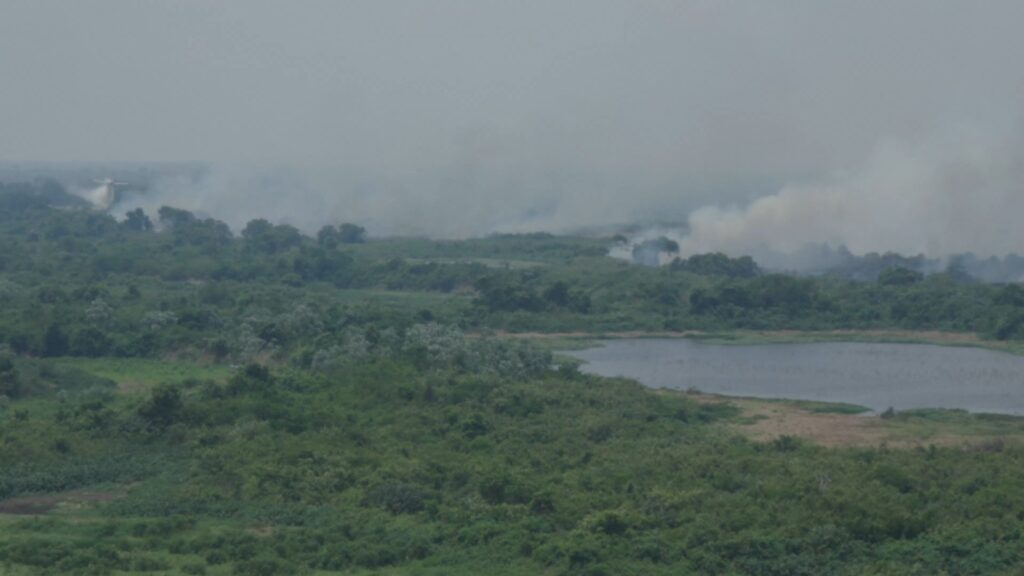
[{"left": 567, "top": 340, "right": 1024, "bottom": 415}]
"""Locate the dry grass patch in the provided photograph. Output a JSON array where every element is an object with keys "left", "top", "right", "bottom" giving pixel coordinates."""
[
  {"left": 0, "top": 490, "right": 120, "bottom": 516},
  {"left": 677, "top": 391, "right": 1024, "bottom": 449}
]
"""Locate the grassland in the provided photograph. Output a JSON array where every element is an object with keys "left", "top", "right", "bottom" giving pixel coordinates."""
[{"left": 50, "top": 358, "right": 232, "bottom": 391}]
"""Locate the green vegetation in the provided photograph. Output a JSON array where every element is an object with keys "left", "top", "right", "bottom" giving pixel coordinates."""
[
  {"left": 772, "top": 399, "right": 872, "bottom": 415},
  {"left": 5, "top": 181, "right": 1024, "bottom": 358},
  {"left": 2, "top": 182, "right": 1024, "bottom": 574},
  {"left": 880, "top": 408, "right": 1024, "bottom": 444},
  {"left": 6, "top": 353, "right": 1024, "bottom": 575}
]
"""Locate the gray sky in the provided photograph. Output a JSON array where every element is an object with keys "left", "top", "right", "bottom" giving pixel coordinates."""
[{"left": 2, "top": 1, "right": 1024, "bottom": 244}]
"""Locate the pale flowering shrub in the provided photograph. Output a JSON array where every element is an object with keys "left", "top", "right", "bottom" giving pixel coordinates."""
[
  {"left": 310, "top": 346, "right": 343, "bottom": 372},
  {"left": 403, "top": 323, "right": 551, "bottom": 378},
  {"left": 462, "top": 338, "right": 552, "bottom": 379},
  {"left": 0, "top": 279, "right": 25, "bottom": 300},
  {"left": 402, "top": 323, "right": 467, "bottom": 366},
  {"left": 235, "top": 322, "right": 276, "bottom": 361},
  {"left": 310, "top": 328, "right": 372, "bottom": 371},
  {"left": 274, "top": 304, "right": 324, "bottom": 341},
  {"left": 141, "top": 311, "right": 178, "bottom": 330},
  {"left": 374, "top": 327, "right": 401, "bottom": 354},
  {"left": 311, "top": 322, "right": 552, "bottom": 378},
  {"left": 85, "top": 298, "right": 114, "bottom": 325}
]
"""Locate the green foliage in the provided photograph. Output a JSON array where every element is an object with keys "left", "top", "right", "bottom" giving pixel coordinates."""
[
  {"left": 670, "top": 252, "right": 761, "bottom": 278},
  {"left": 362, "top": 482, "right": 428, "bottom": 514},
  {"left": 122, "top": 208, "right": 153, "bottom": 232},
  {"left": 3, "top": 186, "right": 1023, "bottom": 352},
  {"left": 2, "top": 183, "right": 1024, "bottom": 574},
  {"left": 631, "top": 236, "right": 679, "bottom": 265},
  {"left": 242, "top": 219, "right": 303, "bottom": 254},
  {"left": 878, "top": 266, "right": 924, "bottom": 286},
  {"left": 42, "top": 323, "right": 69, "bottom": 357},
  {"left": 4, "top": 349, "right": 1024, "bottom": 574},
  {"left": 137, "top": 384, "right": 184, "bottom": 430},
  {"left": 338, "top": 223, "right": 367, "bottom": 244}
]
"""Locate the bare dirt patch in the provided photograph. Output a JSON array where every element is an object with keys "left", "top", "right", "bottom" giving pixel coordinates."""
[
  {"left": 757, "top": 329, "right": 982, "bottom": 342},
  {"left": 681, "top": 393, "right": 1018, "bottom": 449},
  {"left": 718, "top": 397, "right": 890, "bottom": 448},
  {"left": 494, "top": 330, "right": 703, "bottom": 340},
  {"left": 247, "top": 525, "right": 275, "bottom": 537},
  {"left": 0, "top": 491, "right": 119, "bottom": 516},
  {"left": 116, "top": 380, "right": 147, "bottom": 394}
]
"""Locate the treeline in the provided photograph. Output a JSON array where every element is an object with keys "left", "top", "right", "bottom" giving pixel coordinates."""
[
  {"left": 472, "top": 259, "right": 1024, "bottom": 338},
  {"left": 1, "top": 180, "right": 1024, "bottom": 368},
  {"left": 767, "top": 243, "right": 1024, "bottom": 283}
]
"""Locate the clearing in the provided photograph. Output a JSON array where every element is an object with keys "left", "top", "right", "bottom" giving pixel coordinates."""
[{"left": 681, "top": 392, "right": 1024, "bottom": 449}]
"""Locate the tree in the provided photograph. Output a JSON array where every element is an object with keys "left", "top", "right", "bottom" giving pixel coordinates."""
[
  {"left": 0, "top": 356, "right": 21, "bottom": 398},
  {"left": 753, "top": 274, "right": 815, "bottom": 312},
  {"left": 631, "top": 237, "right": 679, "bottom": 266},
  {"left": 317, "top": 225, "right": 341, "bottom": 249},
  {"left": 878, "top": 267, "right": 924, "bottom": 286},
  {"left": 138, "top": 384, "right": 183, "bottom": 429},
  {"left": 41, "top": 324, "right": 69, "bottom": 357},
  {"left": 995, "top": 284, "right": 1024, "bottom": 307},
  {"left": 71, "top": 327, "right": 112, "bottom": 357},
  {"left": 294, "top": 247, "right": 354, "bottom": 283},
  {"left": 122, "top": 208, "right": 153, "bottom": 232},
  {"left": 689, "top": 288, "right": 719, "bottom": 315},
  {"left": 543, "top": 282, "right": 571, "bottom": 307},
  {"left": 157, "top": 207, "right": 233, "bottom": 250},
  {"left": 338, "top": 223, "right": 367, "bottom": 244},
  {"left": 672, "top": 253, "right": 761, "bottom": 278},
  {"left": 85, "top": 298, "right": 113, "bottom": 325},
  {"left": 242, "top": 219, "right": 274, "bottom": 245},
  {"left": 171, "top": 217, "right": 233, "bottom": 250},
  {"left": 943, "top": 259, "right": 977, "bottom": 284},
  {"left": 474, "top": 276, "right": 545, "bottom": 312},
  {"left": 543, "top": 281, "right": 591, "bottom": 313},
  {"left": 157, "top": 206, "right": 196, "bottom": 229},
  {"left": 242, "top": 219, "right": 302, "bottom": 254}
]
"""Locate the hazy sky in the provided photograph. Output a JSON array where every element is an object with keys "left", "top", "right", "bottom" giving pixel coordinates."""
[{"left": 3, "top": 2, "right": 1024, "bottom": 244}]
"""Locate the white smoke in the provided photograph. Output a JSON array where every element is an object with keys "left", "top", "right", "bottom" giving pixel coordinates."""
[
  {"left": 106, "top": 128, "right": 1024, "bottom": 263},
  {"left": 112, "top": 162, "right": 681, "bottom": 238},
  {"left": 73, "top": 183, "right": 117, "bottom": 210},
  {"left": 673, "top": 133, "right": 1024, "bottom": 263}
]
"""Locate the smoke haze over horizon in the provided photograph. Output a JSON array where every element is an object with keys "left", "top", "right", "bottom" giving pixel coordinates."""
[{"left": 2, "top": 2, "right": 1024, "bottom": 255}]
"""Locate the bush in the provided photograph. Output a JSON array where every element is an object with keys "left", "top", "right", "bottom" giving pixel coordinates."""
[
  {"left": 137, "top": 384, "right": 183, "bottom": 429},
  {"left": 362, "top": 482, "right": 428, "bottom": 515},
  {"left": 232, "top": 555, "right": 298, "bottom": 576},
  {"left": 182, "top": 562, "right": 208, "bottom": 575}
]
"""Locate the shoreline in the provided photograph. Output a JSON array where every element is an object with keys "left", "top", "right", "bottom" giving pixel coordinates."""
[{"left": 494, "top": 328, "right": 1024, "bottom": 356}]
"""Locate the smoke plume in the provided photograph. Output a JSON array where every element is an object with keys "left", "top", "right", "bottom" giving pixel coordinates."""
[
  {"left": 5, "top": 3, "right": 1024, "bottom": 252},
  {"left": 669, "top": 133, "right": 1024, "bottom": 264},
  {"left": 113, "top": 162, "right": 688, "bottom": 238},
  {"left": 74, "top": 183, "right": 117, "bottom": 211}
]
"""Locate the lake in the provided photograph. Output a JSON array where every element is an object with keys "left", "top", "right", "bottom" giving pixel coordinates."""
[{"left": 566, "top": 339, "right": 1024, "bottom": 415}]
